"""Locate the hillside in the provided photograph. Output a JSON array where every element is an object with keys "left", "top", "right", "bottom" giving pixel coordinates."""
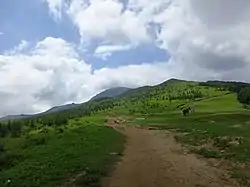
[
  {"left": 91, "top": 87, "right": 131, "bottom": 101},
  {"left": 0, "top": 114, "right": 33, "bottom": 121},
  {"left": 0, "top": 87, "right": 130, "bottom": 121},
  {"left": 41, "top": 103, "right": 79, "bottom": 115},
  {"left": 0, "top": 103, "right": 80, "bottom": 121},
  {"left": 110, "top": 79, "right": 233, "bottom": 116},
  {"left": 1, "top": 78, "right": 250, "bottom": 187}
]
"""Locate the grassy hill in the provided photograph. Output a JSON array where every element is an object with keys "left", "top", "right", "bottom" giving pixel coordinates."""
[
  {"left": 91, "top": 87, "right": 131, "bottom": 101},
  {"left": 0, "top": 87, "right": 130, "bottom": 122},
  {"left": 1, "top": 78, "right": 250, "bottom": 186}
]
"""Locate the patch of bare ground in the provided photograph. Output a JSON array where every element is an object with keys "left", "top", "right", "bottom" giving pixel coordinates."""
[{"left": 102, "top": 124, "right": 241, "bottom": 187}]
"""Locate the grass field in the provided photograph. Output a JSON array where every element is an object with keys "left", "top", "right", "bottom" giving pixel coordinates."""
[
  {"left": 1, "top": 79, "right": 249, "bottom": 186},
  {"left": 0, "top": 117, "right": 125, "bottom": 187},
  {"left": 122, "top": 93, "right": 250, "bottom": 185}
]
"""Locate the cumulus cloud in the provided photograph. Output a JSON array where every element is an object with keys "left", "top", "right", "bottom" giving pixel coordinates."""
[
  {"left": 44, "top": 0, "right": 65, "bottom": 20},
  {"left": 43, "top": 0, "right": 250, "bottom": 73},
  {"left": 2, "top": 0, "right": 250, "bottom": 116},
  {"left": 95, "top": 44, "right": 133, "bottom": 60},
  {"left": 67, "top": 0, "right": 151, "bottom": 45},
  {"left": 0, "top": 37, "right": 172, "bottom": 116},
  {"left": 154, "top": 0, "right": 250, "bottom": 81}
]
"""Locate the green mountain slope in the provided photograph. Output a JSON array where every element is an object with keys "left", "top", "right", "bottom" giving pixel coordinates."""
[
  {"left": 1, "top": 78, "right": 250, "bottom": 187},
  {"left": 0, "top": 87, "right": 130, "bottom": 121},
  {"left": 110, "top": 79, "right": 232, "bottom": 116},
  {"left": 91, "top": 87, "right": 131, "bottom": 101}
]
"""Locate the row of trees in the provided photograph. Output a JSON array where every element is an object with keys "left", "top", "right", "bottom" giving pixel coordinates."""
[
  {"left": 0, "top": 121, "right": 22, "bottom": 137},
  {"left": 199, "top": 80, "right": 250, "bottom": 107},
  {"left": 199, "top": 81, "right": 250, "bottom": 94},
  {"left": 0, "top": 99, "right": 116, "bottom": 138}
]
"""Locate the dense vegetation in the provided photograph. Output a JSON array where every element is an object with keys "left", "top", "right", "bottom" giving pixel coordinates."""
[
  {"left": 1, "top": 78, "right": 250, "bottom": 186},
  {"left": 0, "top": 100, "right": 123, "bottom": 187},
  {"left": 237, "top": 87, "right": 250, "bottom": 106}
]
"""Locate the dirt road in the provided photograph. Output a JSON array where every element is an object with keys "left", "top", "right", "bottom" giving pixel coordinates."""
[{"left": 102, "top": 125, "right": 240, "bottom": 187}]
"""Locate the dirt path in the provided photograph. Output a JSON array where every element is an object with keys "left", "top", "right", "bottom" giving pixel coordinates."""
[{"left": 102, "top": 124, "right": 240, "bottom": 187}]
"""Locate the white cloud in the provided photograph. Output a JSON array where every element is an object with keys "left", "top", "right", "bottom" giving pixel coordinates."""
[
  {"left": 45, "top": 0, "right": 250, "bottom": 80},
  {"left": 2, "top": 0, "right": 250, "bottom": 116},
  {"left": 0, "top": 37, "right": 173, "bottom": 116},
  {"left": 44, "top": 0, "right": 65, "bottom": 21},
  {"left": 153, "top": 0, "right": 250, "bottom": 81},
  {"left": 95, "top": 44, "right": 133, "bottom": 60},
  {"left": 66, "top": 0, "right": 150, "bottom": 45}
]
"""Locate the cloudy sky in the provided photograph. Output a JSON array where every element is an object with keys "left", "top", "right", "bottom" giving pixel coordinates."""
[{"left": 0, "top": 0, "right": 250, "bottom": 116}]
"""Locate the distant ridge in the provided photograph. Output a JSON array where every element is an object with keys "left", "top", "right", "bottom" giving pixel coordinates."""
[
  {"left": 91, "top": 87, "right": 131, "bottom": 101},
  {"left": 0, "top": 103, "right": 80, "bottom": 121},
  {"left": 0, "top": 87, "right": 131, "bottom": 121},
  {"left": 2, "top": 78, "right": 248, "bottom": 122}
]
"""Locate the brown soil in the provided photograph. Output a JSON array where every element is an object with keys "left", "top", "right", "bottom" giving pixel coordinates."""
[{"left": 102, "top": 123, "right": 241, "bottom": 187}]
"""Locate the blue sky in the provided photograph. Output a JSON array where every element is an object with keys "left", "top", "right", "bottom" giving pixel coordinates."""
[
  {"left": 0, "top": 0, "right": 78, "bottom": 52},
  {"left": 0, "top": 0, "right": 169, "bottom": 69}
]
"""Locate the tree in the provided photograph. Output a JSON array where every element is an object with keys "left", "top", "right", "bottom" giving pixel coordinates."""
[
  {"left": 237, "top": 87, "right": 250, "bottom": 106},
  {"left": 0, "top": 123, "right": 9, "bottom": 137},
  {"left": 8, "top": 121, "right": 22, "bottom": 137}
]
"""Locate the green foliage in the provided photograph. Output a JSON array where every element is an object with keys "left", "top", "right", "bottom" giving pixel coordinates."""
[
  {"left": 1, "top": 78, "right": 249, "bottom": 186},
  {"left": 0, "top": 141, "right": 5, "bottom": 153},
  {"left": 21, "top": 133, "right": 48, "bottom": 149},
  {"left": 199, "top": 80, "right": 250, "bottom": 93},
  {"left": 0, "top": 123, "right": 8, "bottom": 137},
  {"left": 132, "top": 112, "right": 250, "bottom": 162},
  {"left": 237, "top": 87, "right": 250, "bottom": 105},
  {"left": 0, "top": 124, "right": 125, "bottom": 187},
  {"left": 194, "top": 148, "right": 223, "bottom": 159}
]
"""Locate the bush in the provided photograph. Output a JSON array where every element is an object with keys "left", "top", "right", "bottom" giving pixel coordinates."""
[
  {"left": 0, "top": 124, "right": 9, "bottom": 137},
  {"left": 0, "top": 142, "right": 5, "bottom": 153},
  {"left": 21, "top": 134, "right": 47, "bottom": 149},
  {"left": 0, "top": 152, "right": 23, "bottom": 169},
  {"left": 195, "top": 148, "right": 223, "bottom": 159},
  {"left": 237, "top": 87, "right": 250, "bottom": 106}
]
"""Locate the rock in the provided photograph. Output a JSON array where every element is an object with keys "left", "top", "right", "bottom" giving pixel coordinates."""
[
  {"left": 109, "top": 152, "right": 118, "bottom": 155},
  {"left": 228, "top": 140, "right": 240, "bottom": 147}
]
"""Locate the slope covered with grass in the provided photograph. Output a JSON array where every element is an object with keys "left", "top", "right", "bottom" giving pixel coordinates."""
[
  {"left": 0, "top": 117, "right": 125, "bottom": 187},
  {"left": 1, "top": 78, "right": 249, "bottom": 186}
]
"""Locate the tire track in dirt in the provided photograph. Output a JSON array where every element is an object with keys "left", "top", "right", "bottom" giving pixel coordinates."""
[{"left": 102, "top": 123, "right": 240, "bottom": 187}]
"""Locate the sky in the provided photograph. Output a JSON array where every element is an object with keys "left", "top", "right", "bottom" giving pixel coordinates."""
[{"left": 0, "top": 0, "right": 250, "bottom": 116}]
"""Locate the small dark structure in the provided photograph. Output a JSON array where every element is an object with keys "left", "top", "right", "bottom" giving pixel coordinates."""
[{"left": 182, "top": 107, "right": 191, "bottom": 116}]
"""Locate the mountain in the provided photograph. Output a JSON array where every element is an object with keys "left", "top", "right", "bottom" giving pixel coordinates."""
[
  {"left": 2, "top": 78, "right": 248, "bottom": 122},
  {"left": 41, "top": 103, "right": 79, "bottom": 115},
  {"left": 0, "top": 103, "right": 80, "bottom": 121},
  {"left": 0, "top": 114, "right": 33, "bottom": 121},
  {"left": 91, "top": 87, "right": 131, "bottom": 100},
  {"left": 0, "top": 87, "right": 131, "bottom": 121}
]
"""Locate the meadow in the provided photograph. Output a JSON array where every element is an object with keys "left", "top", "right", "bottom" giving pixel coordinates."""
[
  {"left": 123, "top": 92, "right": 250, "bottom": 186},
  {"left": 0, "top": 117, "right": 125, "bottom": 187},
  {"left": 1, "top": 79, "right": 250, "bottom": 186}
]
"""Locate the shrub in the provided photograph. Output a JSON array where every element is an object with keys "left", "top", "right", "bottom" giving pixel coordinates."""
[
  {"left": 237, "top": 87, "right": 250, "bottom": 106},
  {"left": 0, "top": 152, "right": 23, "bottom": 169},
  {"left": 0, "top": 141, "right": 5, "bottom": 153},
  {"left": 21, "top": 134, "right": 47, "bottom": 149},
  {"left": 195, "top": 148, "right": 223, "bottom": 159}
]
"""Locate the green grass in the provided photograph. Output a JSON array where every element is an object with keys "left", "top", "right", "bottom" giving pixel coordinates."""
[
  {"left": 133, "top": 112, "right": 250, "bottom": 160},
  {"left": 0, "top": 118, "right": 125, "bottom": 187},
  {"left": 114, "top": 89, "right": 250, "bottom": 186},
  {"left": 194, "top": 94, "right": 243, "bottom": 112},
  {"left": 127, "top": 93, "right": 250, "bottom": 161}
]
